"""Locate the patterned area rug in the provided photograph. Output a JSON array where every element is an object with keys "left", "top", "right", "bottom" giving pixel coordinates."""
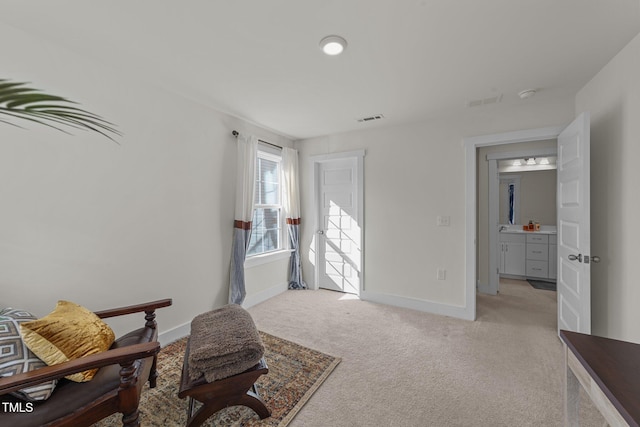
[{"left": 94, "top": 332, "right": 340, "bottom": 426}]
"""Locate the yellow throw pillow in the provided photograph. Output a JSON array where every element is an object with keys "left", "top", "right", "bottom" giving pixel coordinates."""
[{"left": 20, "top": 301, "right": 115, "bottom": 382}]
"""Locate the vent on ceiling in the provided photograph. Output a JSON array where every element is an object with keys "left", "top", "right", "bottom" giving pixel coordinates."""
[
  {"left": 357, "top": 114, "right": 385, "bottom": 123},
  {"left": 466, "top": 94, "right": 503, "bottom": 108}
]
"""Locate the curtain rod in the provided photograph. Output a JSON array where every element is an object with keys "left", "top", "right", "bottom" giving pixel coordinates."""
[{"left": 232, "top": 130, "right": 282, "bottom": 150}]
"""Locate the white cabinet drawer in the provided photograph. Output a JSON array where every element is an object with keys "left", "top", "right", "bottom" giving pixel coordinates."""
[
  {"left": 526, "top": 243, "right": 548, "bottom": 261},
  {"left": 526, "top": 233, "right": 548, "bottom": 244},
  {"left": 526, "top": 260, "right": 548, "bottom": 278},
  {"left": 500, "top": 233, "right": 526, "bottom": 243}
]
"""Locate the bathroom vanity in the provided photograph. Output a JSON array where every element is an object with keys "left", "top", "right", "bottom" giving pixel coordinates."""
[{"left": 499, "top": 227, "right": 557, "bottom": 281}]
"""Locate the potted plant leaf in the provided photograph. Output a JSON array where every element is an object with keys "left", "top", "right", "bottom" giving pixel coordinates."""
[{"left": 0, "top": 79, "right": 120, "bottom": 140}]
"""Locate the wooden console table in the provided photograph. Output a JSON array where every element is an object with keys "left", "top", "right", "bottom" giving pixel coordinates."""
[{"left": 560, "top": 330, "right": 640, "bottom": 427}]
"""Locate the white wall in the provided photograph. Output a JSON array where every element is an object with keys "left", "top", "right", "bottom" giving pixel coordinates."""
[
  {"left": 296, "top": 101, "right": 574, "bottom": 318},
  {"left": 0, "top": 25, "right": 292, "bottom": 339},
  {"left": 575, "top": 32, "right": 640, "bottom": 343}
]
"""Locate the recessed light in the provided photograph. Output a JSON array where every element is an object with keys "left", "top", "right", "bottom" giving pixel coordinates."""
[{"left": 319, "top": 35, "right": 347, "bottom": 56}]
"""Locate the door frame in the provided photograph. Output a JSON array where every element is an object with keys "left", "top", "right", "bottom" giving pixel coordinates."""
[
  {"left": 464, "top": 126, "right": 564, "bottom": 320},
  {"left": 311, "top": 150, "right": 365, "bottom": 293}
]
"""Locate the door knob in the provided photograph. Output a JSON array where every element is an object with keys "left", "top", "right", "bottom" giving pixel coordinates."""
[
  {"left": 590, "top": 255, "right": 601, "bottom": 264},
  {"left": 568, "top": 254, "right": 582, "bottom": 262},
  {"left": 318, "top": 230, "right": 324, "bottom": 235}
]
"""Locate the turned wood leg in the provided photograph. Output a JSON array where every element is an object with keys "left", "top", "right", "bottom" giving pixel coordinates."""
[{"left": 121, "top": 410, "right": 140, "bottom": 427}]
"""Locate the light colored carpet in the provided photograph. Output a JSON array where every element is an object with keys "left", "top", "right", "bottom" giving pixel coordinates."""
[{"left": 247, "top": 279, "right": 607, "bottom": 427}]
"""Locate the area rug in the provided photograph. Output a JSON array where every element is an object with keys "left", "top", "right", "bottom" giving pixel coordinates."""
[
  {"left": 93, "top": 332, "right": 340, "bottom": 426},
  {"left": 527, "top": 279, "right": 556, "bottom": 291}
]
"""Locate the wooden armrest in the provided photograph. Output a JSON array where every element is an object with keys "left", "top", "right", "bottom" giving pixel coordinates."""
[
  {"left": 0, "top": 341, "right": 159, "bottom": 396},
  {"left": 94, "top": 298, "right": 172, "bottom": 319}
]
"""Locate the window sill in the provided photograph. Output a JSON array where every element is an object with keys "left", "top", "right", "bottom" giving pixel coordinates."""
[{"left": 244, "top": 249, "right": 293, "bottom": 269}]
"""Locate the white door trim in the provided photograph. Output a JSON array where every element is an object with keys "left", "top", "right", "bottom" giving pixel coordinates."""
[
  {"left": 463, "top": 125, "right": 564, "bottom": 320},
  {"left": 311, "top": 150, "right": 365, "bottom": 292}
]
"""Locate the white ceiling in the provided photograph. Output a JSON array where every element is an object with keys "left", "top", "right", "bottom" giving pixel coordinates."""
[{"left": 2, "top": 1, "right": 639, "bottom": 140}]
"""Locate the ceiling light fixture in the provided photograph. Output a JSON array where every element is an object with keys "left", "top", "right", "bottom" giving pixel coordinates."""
[{"left": 319, "top": 35, "right": 347, "bottom": 56}]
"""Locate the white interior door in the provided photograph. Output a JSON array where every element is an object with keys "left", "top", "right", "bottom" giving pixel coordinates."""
[
  {"left": 557, "top": 112, "right": 591, "bottom": 334},
  {"left": 316, "top": 157, "right": 361, "bottom": 295}
]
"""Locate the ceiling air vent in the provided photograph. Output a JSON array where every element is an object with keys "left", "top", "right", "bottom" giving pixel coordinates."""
[
  {"left": 466, "top": 94, "right": 503, "bottom": 108},
  {"left": 357, "top": 114, "right": 385, "bottom": 123}
]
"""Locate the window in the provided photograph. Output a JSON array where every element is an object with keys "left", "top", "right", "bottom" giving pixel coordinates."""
[{"left": 248, "top": 148, "right": 284, "bottom": 256}]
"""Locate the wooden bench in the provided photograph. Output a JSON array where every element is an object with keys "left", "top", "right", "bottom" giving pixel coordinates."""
[
  {"left": 560, "top": 330, "right": 640, "bottom": 426},
  {"left": 178, "top": 337, "right": 271, "bottom": 427}
]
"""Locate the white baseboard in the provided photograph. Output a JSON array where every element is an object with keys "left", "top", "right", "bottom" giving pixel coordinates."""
[
  {"left": 158, "top": 322, "right": 190, "bottom": 347},
  {"left": 158, "top": 282, "right": 288, "bottom": 347},
  {"left": 360, "top": 290, "right": 474, "bottom": 321},
  {"left": 242, "top": 282, "right": 289, "bottom": 310},
  {"left": 157, "top": 282, "right": 287, "bottom": 347}
]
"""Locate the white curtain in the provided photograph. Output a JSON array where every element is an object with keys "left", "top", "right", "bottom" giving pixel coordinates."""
[
  {"left": 281, "top": 147, "right": 306, "bottom": 290},
  {"left": 229, "top": 133, "right": 258, "bottom": 304}
]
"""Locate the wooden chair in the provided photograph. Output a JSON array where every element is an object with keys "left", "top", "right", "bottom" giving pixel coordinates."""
[{"left": 0, "top": 298, "right": 172, "bottom": 427}]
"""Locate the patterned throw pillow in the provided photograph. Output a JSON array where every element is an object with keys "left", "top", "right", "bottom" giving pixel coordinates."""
[{"left": 0, "top": 308, "right": 57, "bottom": 401}]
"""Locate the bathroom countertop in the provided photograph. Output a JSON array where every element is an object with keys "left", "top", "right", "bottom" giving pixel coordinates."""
[{"left": 500, "top": 229, "right": 557, "bottom": 235}]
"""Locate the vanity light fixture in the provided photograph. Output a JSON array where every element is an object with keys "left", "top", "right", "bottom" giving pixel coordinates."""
[
  {"left": 319, "top": 35, "right": 347, "bottom": 56},
  {"left": 526, "top": 158, "right": 537, "bottom": 166},
  {"left": 512, "top": 159, "right": 522, "bottom": 166},
  {"left": 539, "top": 157, "right": 550, "bottom": 165}
]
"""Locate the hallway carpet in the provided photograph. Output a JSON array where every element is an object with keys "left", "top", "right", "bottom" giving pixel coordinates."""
[{"left": 247, "top": 279, "right": 605, "bottom": 426}]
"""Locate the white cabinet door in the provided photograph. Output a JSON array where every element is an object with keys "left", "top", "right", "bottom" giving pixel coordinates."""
[{"left": 504, "top": 242, "right": 526, "bottom": 276}]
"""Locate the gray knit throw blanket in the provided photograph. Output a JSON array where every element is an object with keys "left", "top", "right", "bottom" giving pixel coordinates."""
[{"left": 188, "top": 304, "right": 265, "bottom": 382}]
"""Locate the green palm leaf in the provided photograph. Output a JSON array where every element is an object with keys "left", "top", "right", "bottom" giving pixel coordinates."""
[{"left": 0, "top": 79, "right": 121, "bottom": 141}]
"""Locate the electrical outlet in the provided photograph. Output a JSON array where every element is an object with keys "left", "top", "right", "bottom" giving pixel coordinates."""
[
  {"left": 437, "top": 216, "right": 450, "bottom": 226},
  {"left": 437, "top": 268, "right": 446, "bottom": 280}
]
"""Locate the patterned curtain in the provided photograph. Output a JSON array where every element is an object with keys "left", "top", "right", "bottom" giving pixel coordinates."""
[
  {"left": 281, "top": 147, "right": 306, "bottom": 290},
  {"left": 229, "top": 133, "right": 258, "bottom": 304}
]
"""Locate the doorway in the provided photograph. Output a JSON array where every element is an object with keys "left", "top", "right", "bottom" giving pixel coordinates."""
[
  {"left": 485, "top": 147, "right": 558, "bottom": 295},
  {"left": 311, "top": 150, "right": 365, "bottom": 295},
  {"left": 464, "top": 114, "right": 592, "bottom": 335},
  {"left": 463, "top": 125, "right": 564, "bottom": 320}
]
